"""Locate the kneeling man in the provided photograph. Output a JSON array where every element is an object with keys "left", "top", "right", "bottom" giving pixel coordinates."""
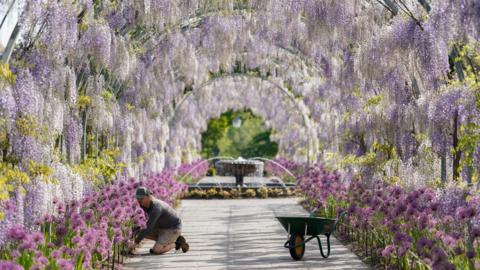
[{"left": 129, "top": 186, "right": 189, "bottom": 254}]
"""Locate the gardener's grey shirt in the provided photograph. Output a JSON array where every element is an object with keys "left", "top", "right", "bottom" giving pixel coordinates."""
[{"left": 135, "top": 197, "right": 182, "bottom": 244}]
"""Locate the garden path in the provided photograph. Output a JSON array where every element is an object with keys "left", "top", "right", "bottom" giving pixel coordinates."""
[{"left": 124, "top": 198, "right": 369, "bottom": 270}]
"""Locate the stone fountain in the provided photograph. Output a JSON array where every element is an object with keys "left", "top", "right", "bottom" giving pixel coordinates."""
[{"left": 215, "top": 157, "right": 264, "bottom": 187}]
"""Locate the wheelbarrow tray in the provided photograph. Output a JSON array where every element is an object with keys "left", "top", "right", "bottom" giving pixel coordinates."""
[{"left": 276, "top": 216, "right": 336, "bottom": 236}]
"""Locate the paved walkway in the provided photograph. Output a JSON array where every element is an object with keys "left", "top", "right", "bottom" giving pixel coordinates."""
[{"left": 124, "top": 198, "right": 369, "bottom": 270}]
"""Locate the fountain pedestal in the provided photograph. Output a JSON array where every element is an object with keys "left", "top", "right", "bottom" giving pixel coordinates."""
[{"left": 216, "top": 158, "right": 263, "bottom": 186}]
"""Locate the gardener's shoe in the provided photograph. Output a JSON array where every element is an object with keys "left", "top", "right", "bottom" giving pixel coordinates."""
[
  {"left": 175, "top": 235, "right": 189, "bottom": 253},
  {"left": 181, "top": 242, "right": 189, "bottom": 253}
]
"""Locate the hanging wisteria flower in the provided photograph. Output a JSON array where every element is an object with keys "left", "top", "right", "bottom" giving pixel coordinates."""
[{"left": 0, "top": 0, "right": 479, "bottom": 269}]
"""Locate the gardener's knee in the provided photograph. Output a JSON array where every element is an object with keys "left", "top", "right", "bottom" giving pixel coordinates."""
[{"left": 152, "top": 243, "right": 174, "bottom": 254}]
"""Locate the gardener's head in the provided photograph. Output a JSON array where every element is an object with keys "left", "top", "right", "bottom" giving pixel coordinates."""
[{"left": 135, "top": 186, "right": 152, "bottom": 208}]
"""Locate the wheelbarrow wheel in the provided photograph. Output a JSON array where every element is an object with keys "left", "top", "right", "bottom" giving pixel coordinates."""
[{"left": 289, "top": 233, "right": 305, "bottom": 260}]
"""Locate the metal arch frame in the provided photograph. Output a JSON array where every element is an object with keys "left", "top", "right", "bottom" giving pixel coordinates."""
[{"left": 167, "top": 72, "right": 315, "bottom": 166}]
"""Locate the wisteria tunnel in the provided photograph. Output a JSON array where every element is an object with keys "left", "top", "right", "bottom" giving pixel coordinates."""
[{"left": 0, "top": 0, "right": 480, "bottom": 269}]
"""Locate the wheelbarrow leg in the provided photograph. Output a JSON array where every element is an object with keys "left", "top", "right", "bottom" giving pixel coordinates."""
[{"left": 317, "top": 234, "right": 331, "bottom": 258}]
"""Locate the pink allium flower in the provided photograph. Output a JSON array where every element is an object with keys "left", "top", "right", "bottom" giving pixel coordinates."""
[
  {"left": 7, "top": 225, "right": 26, "bottom": 241},
  {"left": 381, "top": 245, "right": 396, "bottom": 257}
]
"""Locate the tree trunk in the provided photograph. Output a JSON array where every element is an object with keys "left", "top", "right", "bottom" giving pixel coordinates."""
[
  {"left": 95, "top": 128, "right": 98, "bottom": 158},
  {"left": 81, "top": 109, "right": 88, "bottom": 162},
  {"left": 452, "top": 109, "right": 461, "bottom": 181},
  {"left": 66, "top": 135, "right": 71, "bottom": 164},
  {"left": 464, "top": 163, "right": 473, "bottom": 185},
  {"left": 2, "top": 133, "right": 9, "bottom": 162},
  {"left": 441, "top": 152, "right": 447, "bottom": 182},
  {"left": 59, "top": 134, "right": 63, "bottom": 157},
  {"left": 463, "top": 151, "right": 473, "bottom": 186},
  {"left": 357, "top": 135, "right": 367, "bottom": 156}
]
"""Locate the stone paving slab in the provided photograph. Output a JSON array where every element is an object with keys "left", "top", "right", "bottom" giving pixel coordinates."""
[{"left": 124, "top": 198, "right": 369, "bottom": 270}]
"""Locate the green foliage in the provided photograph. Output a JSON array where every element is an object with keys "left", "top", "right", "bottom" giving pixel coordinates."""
[
  {"left": 365, "top": 94, "right": 383, "bottom": 107},
  {"left": 186, "top": 189, "right": 207, "bottom": 199},
  {"left": 201, "top": 109, "right": 278, "bottom": 158},
  {"left": 218, "top": 190, "right": 231, "bottom": 198},
  {"left": 201, "top": 110, "right": 232, "bottom": 157},
  {"left": 0, "top": 117, "right": 12, "bottom": 163},
  {"left": 449, "top": 41, "right": 480, "bottom": 180},
  {"left": 453, "top": 42, "right": 480, "bottom": 87},
  {"left": 73, "top": 148, "right": 126, "bottom": 187},
  {"left": 27, "top": 160, "right": 55, "bottom": 183},
  {"left": 125, "top": 103, "right": 135, "bottom": 111},
  {"left": 240, "top": 130, "right": 279, "bottom": 158},
  {"left": 77, "top": 95, "right": 92, "bottom": 109},
  {"left": 229, "top": 188, "right": 241, "bottom": 198},
  {"left": 0, "top": 162, "right": 30, "bottom": 219},
  {"left": 339, "top": 141, "right": 400, "bottom": 182},
  {"left": 206, "top": 188, "right": 218, "bottom": 198},
  {"left": 139, "top": 96, "right": 152, "bottom": 109},
  {"left": 340, "top": 152, "right": 376, "bottom": 167},
  {"left": 268, "top": 188, "right": 284, "bottom": 197},
  {"left": 0, "top": 63, "right": 16, "bottom": 84},
  {"left": 458, "top": 122, "right": 480, "bottom": 167},
  {"left": 244, "top": 188, "right": 256, "bottom": 198},
  {"left": 258, "top": 187, "right": 268, "bottom": 198},
  {"left": 16, "top": 115, "right": 39, "bottom": 138},
  {"left": 101, "top": 90, "right": 114, "bottom": 102},
  {"left": 311, "top": 195, "right": 349, "bottom": 219}
]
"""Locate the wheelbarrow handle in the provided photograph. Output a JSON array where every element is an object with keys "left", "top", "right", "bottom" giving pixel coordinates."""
[
  {"left": 317, "top": 234, "right": 331, "bottom": 258},
  {"left": 332, "top": 211, "right": 348, "bottom": 232}
]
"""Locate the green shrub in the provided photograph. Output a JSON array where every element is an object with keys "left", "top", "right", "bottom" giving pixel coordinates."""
[
  {"left": 206, "top": 188, "right": 218, "bottom": 198},
  {"left": 268, "top": 188, "right": 283, "bottom": 197},
  {"left": 186, "top": 189, "right": 206, "bottom": 199},
  {"left": 218, "top": 190, "right": 231, "bottom": 199},
  {"left": 258, "top": 187, "right": 268, "bottom": 198},
  {"left": 230, "top": 188, "right": 241, "bottom": 198},
  {"left": 244, "top": 188, "right": 256, "bottom": 198}
]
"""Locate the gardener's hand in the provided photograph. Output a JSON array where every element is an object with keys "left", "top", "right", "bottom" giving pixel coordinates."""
[
  {"left": 121, "top": 241, "right": 137, "bottom": 256},
  {"left": 127, "top": 241, "right": 137, "bottom": 251}
]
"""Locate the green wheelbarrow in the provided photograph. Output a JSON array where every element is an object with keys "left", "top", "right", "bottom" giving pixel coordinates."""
[{"left": 275, "top": 212, "right": 346, "bottom": 260}]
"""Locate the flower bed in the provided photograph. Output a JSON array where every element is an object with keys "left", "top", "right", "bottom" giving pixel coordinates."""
[
  {"left": 0, "top": 171, "right": 186, "bottom": 269},
  {"left": 298, "top": 163, "right": 480, "bottom": 269},
  {"left": 183, "top": 187, "right": 301, "bottom": 199}
]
